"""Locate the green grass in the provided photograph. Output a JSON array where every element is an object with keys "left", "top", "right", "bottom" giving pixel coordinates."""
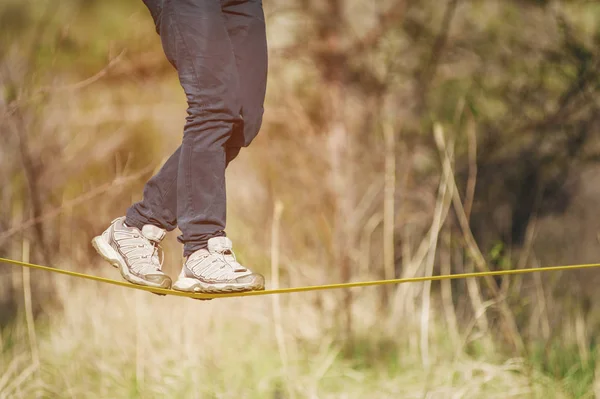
[{"left": 529, "top": 341, "right": 598, "bottom": 399}]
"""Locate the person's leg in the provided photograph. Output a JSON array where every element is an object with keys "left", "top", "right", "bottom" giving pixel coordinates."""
[
  {"left": 168, "top": 0, "right": 266, "bottom": 293},
  {"left": 158, "top": 0, "right": 242, "bottom": 257},
  {"left": 125, "top": 0, "right": 177, "bottom": 231},
  {"left": 126, "top": 143, "right": 241, "bottom": 233},
  {"left": 140, "top": 0, "right": 266, "bottom": 150},
  {"left": 126, "top": 146, "right": 180, "bottom": 232},
  {"left": 171, "top": 0, "right": 266, "bottom": 294},
  {"left": 221, "top": 0, "right": 268, "bottom": 151},
  {"left": 141, "top": 0, "right": 164, "bottom": 32},
  {"left": 127, "top": 0, "right": 267, "bottom": 236},
  {"left": 130, "top": 0, "right": 244, "bottom": 238}
]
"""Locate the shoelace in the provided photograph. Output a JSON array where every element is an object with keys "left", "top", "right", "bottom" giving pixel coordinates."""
[
  {"left": 188, "top": 248, "right": 245, "bottom": 276},
  {"left": 151, "top": 243, "right": 165, "bottom": 270},
  {"left": 221, "top": 249, "right": 240, "bottom": 269},
  {"left": 119, "top": 232, "right": 164, "bottom": 274}
]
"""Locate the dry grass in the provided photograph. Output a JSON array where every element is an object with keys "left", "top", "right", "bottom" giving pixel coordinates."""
[{"left": 0, "top": 267, "right": 568, "bottom": 398}]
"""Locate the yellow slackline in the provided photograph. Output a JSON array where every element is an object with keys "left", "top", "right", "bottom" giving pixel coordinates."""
[{"left": 1, "top": 256, "right": 599, "bottom": 300}]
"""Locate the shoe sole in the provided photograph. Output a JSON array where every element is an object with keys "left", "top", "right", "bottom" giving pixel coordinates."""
[
  {"left": 172, "top": 276, "right": 265, "bottom": 294},
  {"left": 91, "top": 235, "right": 172, "bottom": 291}
]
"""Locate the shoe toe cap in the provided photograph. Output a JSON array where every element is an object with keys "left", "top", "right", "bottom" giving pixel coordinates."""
[
  {"left": 235, "top": 273, "right": 265, "bottom": 289},
  {"left": 146, "top": 273, "right": 172, "bottom": 288}
]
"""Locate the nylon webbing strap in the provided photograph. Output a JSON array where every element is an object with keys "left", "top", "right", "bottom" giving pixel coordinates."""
[{"left": 1, "top": 257, "right": 599, "bottom": 300}]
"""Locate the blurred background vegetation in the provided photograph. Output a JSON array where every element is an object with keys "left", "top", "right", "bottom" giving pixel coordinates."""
[{"left": 1, "top": 0, "right": 600, "bottom": 397}]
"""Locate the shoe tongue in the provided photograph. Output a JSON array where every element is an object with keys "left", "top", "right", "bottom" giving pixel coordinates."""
[
  {"left": 207, "top": 237, "right": 233, "bottom": 254},
  {"left": 141, "top": 225, "right": 166, "bottom": 243}
]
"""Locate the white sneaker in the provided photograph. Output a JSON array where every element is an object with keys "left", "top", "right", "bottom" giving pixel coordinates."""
[
  {"left": 92, "top": 217, "right": 172, "bottom": 289},
  {"left": 172, "top": 237, "right": 265, "bottom": 293}
]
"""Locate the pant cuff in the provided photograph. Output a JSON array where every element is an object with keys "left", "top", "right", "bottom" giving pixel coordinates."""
[{"left": 124, "top": 215, "right": 147, "bottom": 230}]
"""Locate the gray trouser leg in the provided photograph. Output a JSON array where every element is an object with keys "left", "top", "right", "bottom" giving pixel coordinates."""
[{"left": 126, "top": 0, "right": 267, "bottom": 257}]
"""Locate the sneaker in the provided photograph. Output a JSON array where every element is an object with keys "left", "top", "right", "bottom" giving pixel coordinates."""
[
  {"left": 91, "top": 216, "right": 172, "bottom": 289},
  {"left": 172, "top": 237, "right": 265, "bottom": 293}
]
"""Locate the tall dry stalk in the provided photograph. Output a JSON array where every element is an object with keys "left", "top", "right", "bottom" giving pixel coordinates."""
[
  {"left": 359, "top": 212, "right": 383, "bottom": 277},
  {"left": 531, "top": 259, "right": 550, "bottom": 341},
  {"left": 270, "top": 200, "right": 294, "bottom": 399},
  {"left": 383, "top": 123, "right": 396, "bottom": 285},
  {"left": 391, "top": 219, "right": 441, "bottom": 324},
  {"left": 134, "top": 289, "right": 144, "bottom": 391},
  {"left": 434, "top": 124, "right": 525, "bottom": 354},
  {"left": 22, "top": 238, "right": 39, "bottom": 372},
  {"left": 420, "top": 123, "right": 454, "bottom": 368},
  {"left": 463, "top": 113, "right": 477, "bottom": 220},
  {"left": 328, "top": 115, "right": 355, "bottom": 337},
  {"left": 440, "top": 230, "right": 460, "bottom": 346},
  {"left": 465, "top": 259, "right": 489, "bottom": 334},
  {"left": 459, "top": 112, "right": 490, "bottom": 338}
]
